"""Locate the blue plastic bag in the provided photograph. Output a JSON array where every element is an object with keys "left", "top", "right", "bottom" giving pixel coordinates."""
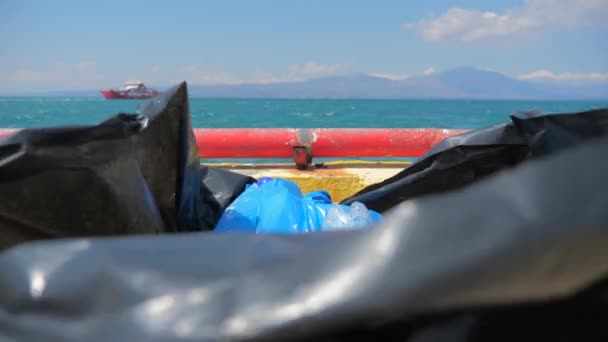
[{"left": 214, "top": 178, "right": 382, "bottom": 233}]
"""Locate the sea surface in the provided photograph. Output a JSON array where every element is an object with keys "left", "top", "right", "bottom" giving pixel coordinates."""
[{"left": 1, "top": 97, "right": 607, "bottom": 130}]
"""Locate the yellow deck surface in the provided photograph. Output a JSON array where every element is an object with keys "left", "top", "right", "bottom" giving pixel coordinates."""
[{"left": 206, "top": 161, "right": 410, "bottom": 202}]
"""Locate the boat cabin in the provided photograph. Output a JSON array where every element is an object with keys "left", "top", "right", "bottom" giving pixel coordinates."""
[{"left": 121, "top": 81, "right": 146, "bottom": 91}]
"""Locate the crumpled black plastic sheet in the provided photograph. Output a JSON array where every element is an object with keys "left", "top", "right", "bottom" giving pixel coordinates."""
[
  {"left": 341, "top": 108, "right": 608, "bottom": 212},
  {"left": 201, "top": 167, "right": 255, "bottom": 212},
  {"left": 0, "top": 134, "right": 607, "bottom": 341},
  {"left": 0, "top": 82, "right": 253, "bottom": 251}
]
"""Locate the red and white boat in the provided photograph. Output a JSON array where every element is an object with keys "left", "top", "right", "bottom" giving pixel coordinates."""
[{"left": 100, "top": 81, "right": 160, "bottom": 100}]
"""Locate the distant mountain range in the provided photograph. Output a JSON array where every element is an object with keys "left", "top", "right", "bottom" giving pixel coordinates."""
[{"left": 5, "top": 67, "right": 608, "bottom": 99}]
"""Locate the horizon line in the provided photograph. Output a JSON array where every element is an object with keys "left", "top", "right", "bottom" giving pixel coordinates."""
[{"left": 1, "top": 95, "right": 608, "bottom": 101}]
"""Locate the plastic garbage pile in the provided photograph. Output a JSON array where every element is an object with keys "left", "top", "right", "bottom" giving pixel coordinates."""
[
  {"left": 215, "top": 177, "right": 382, "bottom": 233},
  {"left": 323, "top": 202, "right": 376, "bottom": 230},
  {"left": 0, "top": 83, "right": 256, "bottom": 250},
  {"left": 1, "top": 82, "right": 608, "bottom": 341}
]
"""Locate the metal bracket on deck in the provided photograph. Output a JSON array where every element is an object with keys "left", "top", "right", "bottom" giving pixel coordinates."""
[{"left": 292, "top": 145, "right": 312, "bottom": 170}]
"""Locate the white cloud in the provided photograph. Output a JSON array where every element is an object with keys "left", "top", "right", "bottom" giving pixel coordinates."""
[
  {"left": 176, "top": 61, "right": 345, "bottom": 85},
  {"left": 368, "top": 72, "right": 409, "bottom": 80},
  {"left": 176, "top": 65, "right": 242, "bottom": 84},
  {"left": 4, "top": 68, "right": 62, "bottom": 83},
  {"left": 406, "top": 0, "right": 608, "bottom": 42},
  {"left": 1, "top": 61, "right": 346, "bottom": 90},
  {"left": 2, "top": 61, "right": 99, "bottom": 86},
  {"left": 423, "top": 67, "right": 436, "bottom": 75},
  {"left": 518, "top": 69, "right": 608, "bottom": 81},
  {"left": 73, "top": 61, "right": 97, "bottom": 71},
  {"left": 476, "top": 66, "right": 501, "bottom": 72},
  {"left": 251, "top": 61, "right": 346, "bottom": 83},
  {"left": 285, "top": 62, "right": 346, "bottom": 81},
  {"left": 250, "top": 75, "right": 287, "bottom": 84}
]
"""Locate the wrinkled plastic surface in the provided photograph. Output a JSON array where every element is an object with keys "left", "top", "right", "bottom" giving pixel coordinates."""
[
  {"left": 0, "top": 134, "right": 607, "bottom": 341},
  {"left": 200, "top": 167, "right": 256, "bottom": 213},
  {"left": 215, "top": 178, "right": 382, "bottom": 233},
  {"left": 323, "top": 202, "right": 375, "bottom": 230},
  {"left": 0, "top": 83, "right": 253, "bottom": 251},
  {"left": 342, "top": 109, "right": 608, "bottom": 212}
]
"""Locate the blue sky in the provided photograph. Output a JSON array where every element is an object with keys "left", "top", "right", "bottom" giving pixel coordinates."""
[{"left": 1, "top": 0, "right": 607, "bottom": 91}]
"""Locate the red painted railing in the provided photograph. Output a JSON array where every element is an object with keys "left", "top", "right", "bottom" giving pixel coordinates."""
[{"left": 0, "top": 128, "right": 466, "bottom": 167}]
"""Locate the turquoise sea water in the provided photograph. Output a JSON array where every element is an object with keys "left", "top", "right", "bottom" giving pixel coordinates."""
[{"left": 1, "top": 97, "right": 607, "bottom": 130}]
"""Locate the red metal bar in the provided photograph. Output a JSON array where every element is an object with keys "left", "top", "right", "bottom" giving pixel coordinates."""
[
  {"left": 0, "top": 129, "right": 16, "bottom": 139},
  {"left": 194, "top": 129, "right": 299, "bottom": 158},
  {"left": 196, "top": 128, "right": 466, "bottom": 158},
  {"left": 0, "top": 128, "right": 466, "bottom": 158},
  {"left": 308, "top": 128, "right": 463, "bottom": 158}
]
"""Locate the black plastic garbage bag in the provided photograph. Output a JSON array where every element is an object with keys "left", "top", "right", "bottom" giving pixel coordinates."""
[
  {"left": 0, "top": 82, "right": 254, "bottom": 251},
  {"left": 0, "top": 133, "right": 607, "bottom": 341},
  {"left": 202, "top": 167, "right": 256, "bottom": 212},
  {"left": 511, "top": 109, "right": 608, "bottom": 156},
  {"left": 342, "top": 108, "right": 608, "bottom": 212}
]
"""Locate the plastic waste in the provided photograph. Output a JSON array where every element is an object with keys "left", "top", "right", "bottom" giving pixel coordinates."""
[
  {"left": 200, "top": 167, "right": 255, "bottom": 213},
  {"left": 256, "top": 176, "right": 273, "bottom": 185},
  {"left": 1, "top": 134, "right": 607, "bottom": 341},
  {"left": 215, "top": 178, "right": 382, "bottom": 233},
  {"left": 323, "top": 202, "right": 374, "bottom": 230},
  {"left": 0, "top": 82, "right": 254, "bottom": 251},
  {"left": 342, "top": 108, "right": 608, "bottom": 213},
  {"left": 1, "top": 83, "right": 607, "bottom": 341}
]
